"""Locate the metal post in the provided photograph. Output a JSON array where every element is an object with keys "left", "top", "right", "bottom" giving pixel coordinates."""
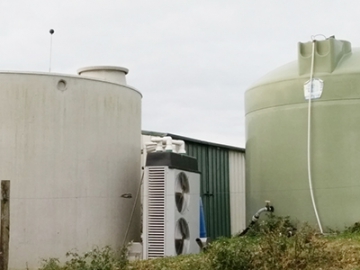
[{"left": 0, "top": 181, "right": 10, "bottom": 270}]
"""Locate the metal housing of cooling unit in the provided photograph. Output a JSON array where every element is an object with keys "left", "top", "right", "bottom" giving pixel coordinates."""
[{"left": 143, "top": 152, "right": 200, "bottom": 259}]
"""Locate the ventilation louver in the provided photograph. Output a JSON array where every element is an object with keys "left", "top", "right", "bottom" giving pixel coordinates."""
[{"left": 147, "top": 167, "right": 165, "bottom": 258}]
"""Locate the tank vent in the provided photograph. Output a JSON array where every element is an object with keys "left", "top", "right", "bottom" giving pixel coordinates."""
[{"left": 298, "top": 37, "right": 351, "bottom": 75}]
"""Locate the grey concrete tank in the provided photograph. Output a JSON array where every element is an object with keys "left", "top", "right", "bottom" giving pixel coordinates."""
[
  {"left": 0, "top": 66, "right": 142, "bottom": 269},
  {"left": 245, "top": 37, "right": 360, "bottom": 231}
]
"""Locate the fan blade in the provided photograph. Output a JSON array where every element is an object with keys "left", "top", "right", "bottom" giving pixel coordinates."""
[
  {"left": 175, "top": 192, "right": 184, "bottom": 212},
  {"left": 178, "top": 219, "right": 189, "bottom": 239},
  {"left": 180, "top": 178, "right": 189, "bottom": 192},
  {"left": 175, "top": 239, "right": 184, "bottom": 255}
]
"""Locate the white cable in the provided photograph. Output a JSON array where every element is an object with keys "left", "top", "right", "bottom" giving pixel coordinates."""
[{"left": 307, "top": 39, "right": 323, "bottom": 234}]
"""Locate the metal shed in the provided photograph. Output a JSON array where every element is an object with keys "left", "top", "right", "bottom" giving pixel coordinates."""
[{"left": 142, "top": 131, "right": 245, "bottom": 239}]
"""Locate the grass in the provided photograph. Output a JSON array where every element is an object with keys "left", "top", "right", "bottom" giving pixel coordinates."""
[{"left": 39, "top": 215, "right": 360, "bottom": 270}]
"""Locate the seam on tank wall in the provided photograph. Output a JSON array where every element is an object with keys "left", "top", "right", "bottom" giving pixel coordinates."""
[
  {"left": 246, "top": 72, "right": 360, "bottom": 94},
  {"left": 245, "top": 97, "right": 360, "bottom": 116},
  {"left": 250, "top": 184, "right": 360, "bottom": 193}
]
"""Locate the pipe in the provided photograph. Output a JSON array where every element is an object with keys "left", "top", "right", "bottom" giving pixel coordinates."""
[
  {"left": 150, "top": 137, "right": 165, "bottom": 152},
  {"left": 150, "top": 136, "right": 186, "bottom": 153},
  {"left": 172, "top": 140, "right": 186, "bottom": 154},
  {"left": 151, "top": 137, "right": 170, "bottom": 151},
  {"left": 307, "top": 39, "right": 324, "bottom": 234},
  {"left": 155, "top": 141, "right": 163, "bottom": 152},
  {"left": 237, "top": 201, "right": 274, "bottom": 237},
  {"left": 196, "top": 238, "right": 204, "bottom": 250},
  {"left": 144, "top": 142, "right": 157, "bottom": 153},
  {"left": 163, "top": 137, "right": 173, "bottom": 152},
  {"left": 195, "top": 237, "right": 211, "bottom": 252}
]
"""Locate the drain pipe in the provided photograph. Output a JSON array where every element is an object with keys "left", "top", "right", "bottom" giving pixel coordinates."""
[
  {"left": 307, "top": 39, "right": 323, "bottom": 234},
  {"left": 237, "top": 201, "right": 274, "bottom": 236}
]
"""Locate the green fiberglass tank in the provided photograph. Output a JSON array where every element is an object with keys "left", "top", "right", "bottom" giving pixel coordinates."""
[{"left": 245, "top": 37, "right": 360, "bottom": 231}]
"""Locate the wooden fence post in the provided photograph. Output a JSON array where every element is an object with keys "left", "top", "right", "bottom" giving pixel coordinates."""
[{"left": 0, "top": 180, "right": 10, "bottom": 270}]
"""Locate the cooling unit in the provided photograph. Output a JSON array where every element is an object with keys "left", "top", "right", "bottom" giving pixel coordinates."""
[{"left": 143, "top": 152, "right": 200, "bottom": 259}]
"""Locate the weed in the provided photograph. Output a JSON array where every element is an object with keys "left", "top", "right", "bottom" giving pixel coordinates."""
[
  {"left": 345, "top": 222, "right": 360, "bottom": 234},
  {"left": 39, "top": 258, "right": 61, "bottom": 270},
  {"left": 39, "top": 246, "right": 129, "bottom": 270},
  {"left": 246, "top": 213, "right": 296, "bottom": 237},
  {"left": 205, "top": 237, "right": 258, "bottom": 270},
  {"left": 40, "top": 217, "right": 360, "bottom": 270}
]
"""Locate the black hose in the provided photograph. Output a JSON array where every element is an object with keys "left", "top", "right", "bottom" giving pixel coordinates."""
[{"left": 237, "top": 204, "right": 274, "bottom": 237}]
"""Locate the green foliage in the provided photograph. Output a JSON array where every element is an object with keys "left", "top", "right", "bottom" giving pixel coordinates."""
[
  {"left": 40, "top": 217, "right": 360, "bottom": 270},
  {"left": 205, "top": 237, "right": 258, "bottom": 270},
  {"left": 344, "top": 222, "right": 360, "bottom": 234},
  {"left": 131, "top": 216, "right": 360, "bottom": 270},
  {"left": 254, "top": 224, "right": 330, "bottom": 269},
  {"left": 245, "top": 213, "right": 296, "bottom": 237},
  {"left": 39, "top": 246, "right": 128, "bottom": 270},
  {"left": 39, "top": 258, "right": 61, "bottom": 270},
  {"left": 129, "top": 254, "right": 209, "bottom": 270},
  {"left": 204, "top": 217, "right": 332, "bottom": 270}
]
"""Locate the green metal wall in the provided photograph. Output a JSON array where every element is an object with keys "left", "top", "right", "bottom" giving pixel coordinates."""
[{"left": 185, "top": 142, "right": 231, "bottom": 239}]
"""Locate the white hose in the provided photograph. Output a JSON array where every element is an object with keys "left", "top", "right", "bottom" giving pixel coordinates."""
[{"left": 307, "top": 39, "right": 323, "bottom": 234}]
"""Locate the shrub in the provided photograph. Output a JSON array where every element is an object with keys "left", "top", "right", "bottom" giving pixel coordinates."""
[
  {"left": 205, "top": 237, "right": 258, "bottom": 270},
  {"left": 344, "top": 222, "right": 360, "bottom": 234},
  {"left": 206, "top": 215, "right": 334, "bottom": 270},
  {"left": 39, "top": 258, "right": 61, "bottom": 270},
  {"left": 245, "top": 213, "right": 296, "bottom": 237},
  {"left": 39, "top": 217, "right": 360, "bottom": 270},
  {"left": 39, "top": 246, "right": 128, "bottom": 270}
]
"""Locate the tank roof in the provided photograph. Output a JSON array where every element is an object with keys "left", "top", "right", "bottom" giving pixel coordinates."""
[
  {"left": 249, "top": 38, "right": 360, "bottom": 89},
  {"left": 0, "top": 70, "right": 142, "bottom": 97}
]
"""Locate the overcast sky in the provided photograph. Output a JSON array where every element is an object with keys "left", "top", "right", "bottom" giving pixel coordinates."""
[{"left": 0, "top": 1, "right": 359, "bottom": 147}]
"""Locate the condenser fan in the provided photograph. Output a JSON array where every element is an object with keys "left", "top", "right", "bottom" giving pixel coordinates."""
[
  {"left": 175, "top": 218, "right": 190, "bottom": 255},
  {"left": 175, "top": 172, "right": 190, "bottom": 213}
]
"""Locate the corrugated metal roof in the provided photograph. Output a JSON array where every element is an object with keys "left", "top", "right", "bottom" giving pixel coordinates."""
[{"left": 142, "top": 130, "right": 245, "bottom": 153}]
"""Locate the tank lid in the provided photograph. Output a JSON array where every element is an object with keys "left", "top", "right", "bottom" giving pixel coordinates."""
[{"left": 77, "top": 66, "right": 129, "bottom": 85}]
